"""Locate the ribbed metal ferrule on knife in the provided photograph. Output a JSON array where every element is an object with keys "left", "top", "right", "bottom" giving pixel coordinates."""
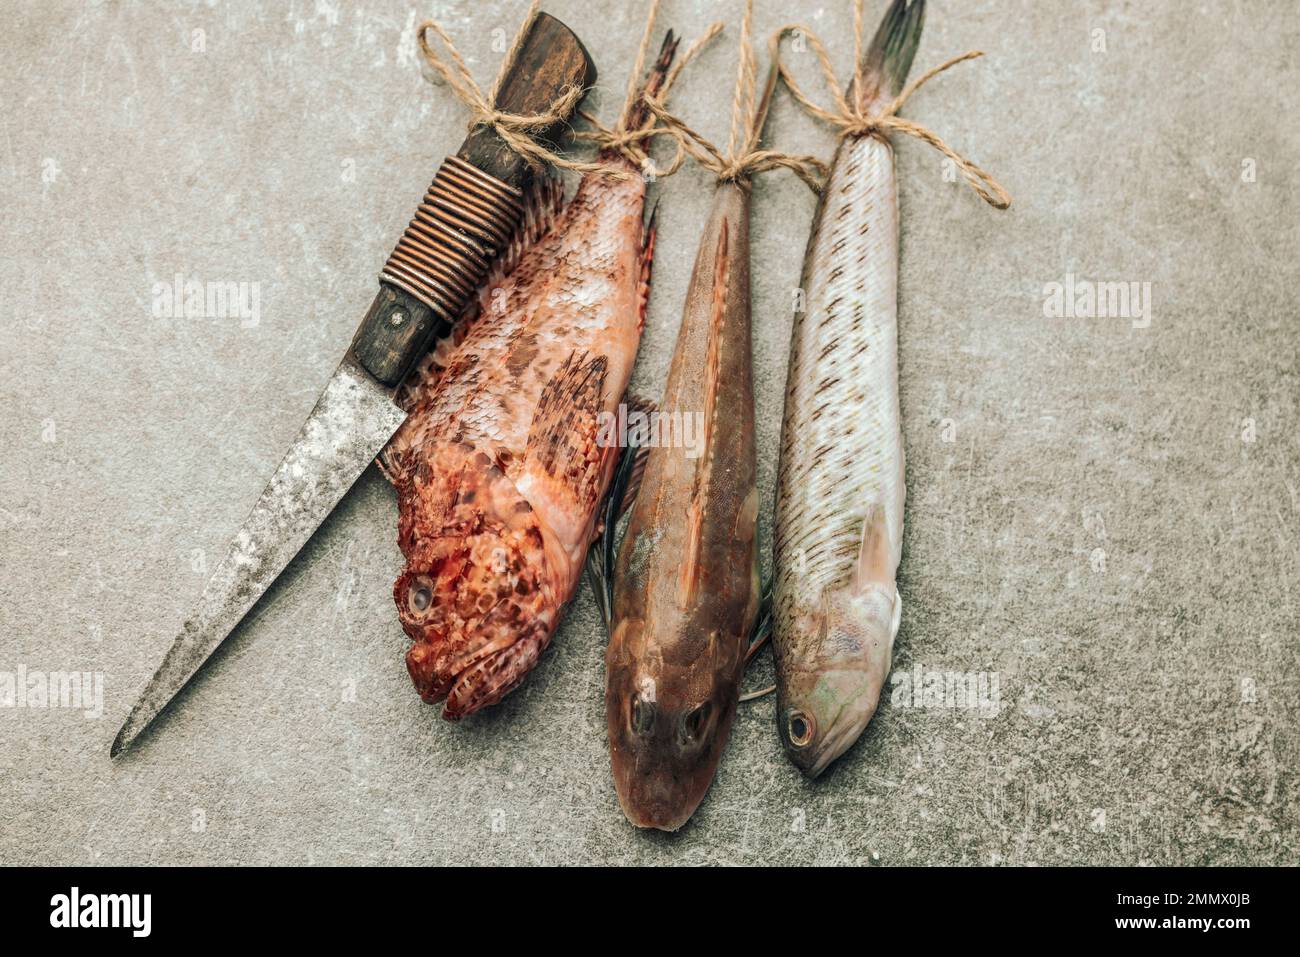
[{"left": 380, "top": 155, "right": 524, "bottom": 317}]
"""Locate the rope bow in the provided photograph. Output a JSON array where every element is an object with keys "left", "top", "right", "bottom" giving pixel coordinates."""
[
  {"left": 644, "top": 0, "right": 828, "bottom": 192},
  {"left": 570, "top": 0, "right": 719, "bottom": 179},
  {"left": 769, "top": 1, "right": 1011, "bottom": 208},
  {"left": 416, "top": 0, "right": 608, "bottom": 175},
  {"left": 417, "top": 0, "right": 737, "bottom": 182}
]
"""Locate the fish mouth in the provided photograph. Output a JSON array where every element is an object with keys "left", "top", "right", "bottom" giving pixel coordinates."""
[
  {"left": 406, "top": 618, "right": 549, "bottom": 719},
  {"left": 801, "top": 718, "right": 864, "bottom": 779},
  {"left": 620, "top": 797, "right": 696, "bottom": 833},
  {"left": 613, "top": 771, "right": 708, "bottom": 833}
]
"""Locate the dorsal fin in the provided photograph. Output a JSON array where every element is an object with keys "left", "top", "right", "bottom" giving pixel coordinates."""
[
  {"left": 636, "top": 204, "right": 658, "bottom": 333},
  {"left": 481, "top": 173, "right": 567, "bottom": 304},
  {"left": 388, "top": 174, "right": 566, "bottom": 423},
  {"left": 677, "top": 220, "right": 730, "bottom": 607}
]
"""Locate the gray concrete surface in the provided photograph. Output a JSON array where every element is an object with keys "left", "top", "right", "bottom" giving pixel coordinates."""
[{"left": 1, "top": 0, "right": 1296, "bottom": 865}]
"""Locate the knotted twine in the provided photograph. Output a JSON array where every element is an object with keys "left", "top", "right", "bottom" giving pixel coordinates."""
[
  {"left": 643, "top": 0, "right": 828, "bottom": 192},
  {"left": 569, "top": 0, "right": 723, "bottom": 179},
  {"left": 417, "top": 0, "right": 716, "bottom": 180},
  {"left": 769, "top": 0, "right": 1012, "bottom": 209},
  {"left": 416, "top": 0, "right": 610, "bottom": 174}
]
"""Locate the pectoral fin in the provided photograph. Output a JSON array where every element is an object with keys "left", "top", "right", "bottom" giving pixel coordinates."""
[
  {"left": 737, "top": 578, "right": 775, "bottom": 703},
  {"left": 853, "top": 506, "right": 903, "bottom": 644},
  {"left": 521, "top": 350, "right": 610, "bottom": 515},
  {"left": 745, "top": 577, "right": 772, "bottom": 665},
  {"left": 853, "top": 504, "right": 895, "bottom": 591},
  {"left": 584, "top": 395, "right": 655, "bottom": 633}
]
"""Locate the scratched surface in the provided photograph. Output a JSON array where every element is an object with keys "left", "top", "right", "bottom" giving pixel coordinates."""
[{"left": 0, "top": 0, "right": 1296, "bottom": 865}]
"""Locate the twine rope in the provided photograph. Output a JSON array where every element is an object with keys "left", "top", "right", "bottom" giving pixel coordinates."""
[
  {"left": 768, "top": 1, "right": 1011, "bottom": 208},
  {"left": 416, "top": 0, "right": 734, "bottom": 181},
  {"left": 643, "top": 0, "right": 828, "bottom": 192},
  {"left": 571, "top": 1, "right": 722, "bottom": 178},
  {"left": 416, "top": 0, "right": 610, "bottom": 175}
]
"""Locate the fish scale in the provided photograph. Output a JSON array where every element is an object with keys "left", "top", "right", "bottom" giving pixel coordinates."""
[
  {"left": 407, "top": 170, "right": 647, "bottom": 471},
  {"left": 774, "top": 132, "right": 905, "bottom": 620}
]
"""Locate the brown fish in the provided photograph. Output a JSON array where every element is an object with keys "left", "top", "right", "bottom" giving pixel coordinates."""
[
  {"left": 600, "top": 179, "right": 761, "bottom": 831},
  {"left": 379, "top": 35, "right": 678, "bottom": 719},
  {"left": 593, "top": 2, "right": 804, "bottom": 830}
]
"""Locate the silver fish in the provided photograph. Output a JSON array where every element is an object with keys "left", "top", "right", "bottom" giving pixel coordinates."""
[{"left": 771, "top": 0, "right": 925, "bottom": 777}]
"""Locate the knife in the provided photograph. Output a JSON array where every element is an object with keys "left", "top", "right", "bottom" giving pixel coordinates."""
[{"left": 111, "top": 12, "right": 596, "bottom": 757}]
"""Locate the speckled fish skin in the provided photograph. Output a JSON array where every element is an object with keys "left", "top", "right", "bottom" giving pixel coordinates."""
[
  {"left": 606, "top": 182, "right": 759, "bottom": 831},
  {"left": 382, "top": 38, "right": 676, "bottom": 720},
  {"left": 771, "top": 0, "right": 923, "bottom": 777}
]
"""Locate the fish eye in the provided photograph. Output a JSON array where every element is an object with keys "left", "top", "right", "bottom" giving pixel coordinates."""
[
  {"left": 681, "top": 701, "right": 712, "bottom": 743},
  {"left": 630, "top": 696, "right": 655, "bottom": 736},
  {"left": 407, "top": 578, "right": 433, "bottom": 615},
  {"left": 787, "top": 710, "right": 815, "bottom": 748}
]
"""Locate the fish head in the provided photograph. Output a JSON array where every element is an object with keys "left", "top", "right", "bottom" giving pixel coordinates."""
[
  {"left": 777, "top": 585, "right": 898, "bottom": 778},
  {"left": 605, "top": 619, "right": 740, "bottom": 831},
  {"left": 395, "top": 444, "right": 560, "bottom": 718}
]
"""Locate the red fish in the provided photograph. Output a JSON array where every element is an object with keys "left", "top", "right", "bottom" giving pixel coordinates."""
[{"left": 380, "top": 35, "right": 677, "bottom": 719}]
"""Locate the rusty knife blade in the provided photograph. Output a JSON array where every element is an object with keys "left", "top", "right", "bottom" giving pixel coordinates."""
[{"left": 111, "top": 357, "right": 406, "bottom": 757}]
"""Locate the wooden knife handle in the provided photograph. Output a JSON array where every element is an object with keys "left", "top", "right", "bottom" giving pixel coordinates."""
[{"left": 352, "top": 12, "right": 595, "bottom": 387}]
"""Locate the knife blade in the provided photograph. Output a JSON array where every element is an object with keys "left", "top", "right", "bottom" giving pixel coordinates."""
[{"left": 112, "top": 12, "right": 596, "bottom": 757}]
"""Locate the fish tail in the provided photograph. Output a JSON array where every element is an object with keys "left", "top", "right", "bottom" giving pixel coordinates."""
[
  {"left": 854, "top": 0, "right": 926, "bottom": 110},
  {"left": 620, "top": 30, "right": 679, "bottom": 141}
]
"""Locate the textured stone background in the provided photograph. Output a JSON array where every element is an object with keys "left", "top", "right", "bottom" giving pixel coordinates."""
[{"left": 1, "top": 0, "right": 1296, "bottom": 865}]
